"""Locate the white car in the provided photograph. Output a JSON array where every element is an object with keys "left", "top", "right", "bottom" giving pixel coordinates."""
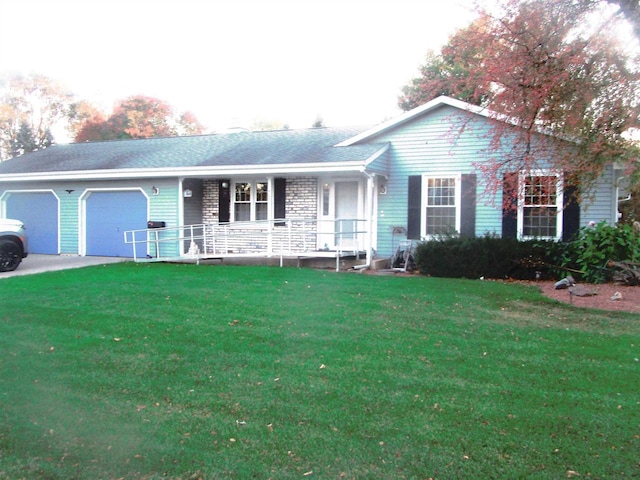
[{"left": 0, "top": 218, "right": 29, "bottom": 272}]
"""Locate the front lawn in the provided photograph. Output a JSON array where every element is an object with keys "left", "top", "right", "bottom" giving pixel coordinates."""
[{"left": 0, "top": 263, "right": 638, "bottom": 479}]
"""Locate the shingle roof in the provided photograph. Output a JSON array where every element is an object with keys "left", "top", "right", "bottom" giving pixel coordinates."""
[{"left": 0, "top": 126, "right": 382, "bottom": 174}]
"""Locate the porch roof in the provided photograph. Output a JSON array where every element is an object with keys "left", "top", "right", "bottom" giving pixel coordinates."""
[{"left": 0, "top": 126, "right": 386, "bottom": 178}]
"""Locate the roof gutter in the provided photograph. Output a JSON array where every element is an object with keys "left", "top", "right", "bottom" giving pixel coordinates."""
[{"left": 0, "top": 161, "right": 370, "bottom": 182}]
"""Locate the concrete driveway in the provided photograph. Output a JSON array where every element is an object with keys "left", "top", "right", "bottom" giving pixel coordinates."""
[{"left": 0, "top": 254, "right": 129, "bottom": 279}]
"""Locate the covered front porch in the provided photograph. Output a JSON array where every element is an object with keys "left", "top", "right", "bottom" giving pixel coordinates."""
[{"left": 154, "top": 170, "right": 386, "bottom": 269}]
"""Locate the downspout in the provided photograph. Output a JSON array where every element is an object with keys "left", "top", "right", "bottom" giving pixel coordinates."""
[{"left": 353, "top": 168, "right": 375, "bottom": 270}]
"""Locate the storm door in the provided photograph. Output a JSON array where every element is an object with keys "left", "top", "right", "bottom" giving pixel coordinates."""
[{"left": 317, "top": 179, "right": 363, "bottom": 250}]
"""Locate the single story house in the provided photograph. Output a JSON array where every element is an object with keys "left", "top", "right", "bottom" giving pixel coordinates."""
[{"left": 0, "top": 96, "right": 625, "bottom": 267}]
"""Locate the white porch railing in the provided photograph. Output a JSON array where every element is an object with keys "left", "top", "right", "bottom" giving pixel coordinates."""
[{"left": 123, "top": 218, "right": 368, "bottom": 271}]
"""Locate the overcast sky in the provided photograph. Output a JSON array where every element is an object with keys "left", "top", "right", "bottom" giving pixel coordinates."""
[{"left": 0, "top": 0, "right": 477, "bottom": 133}]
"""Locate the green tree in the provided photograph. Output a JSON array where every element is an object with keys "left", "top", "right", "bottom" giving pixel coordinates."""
[
  {"left": 10, "top": 121, "right": 50, "bottom": 157},
  {"left": 399, "top": 19, "right": 492, "bottom": 111},
  {"left": 312, "top": 115, "right": 324, "bottom": 128},
  {"left": 0, "top": 73, "right": 73, "bottom": 160}
]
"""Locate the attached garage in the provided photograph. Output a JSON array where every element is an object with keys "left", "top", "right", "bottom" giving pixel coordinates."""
[
  {"left": 84, "top": 190, "right": 148, "bottom": 257},
  {"left": 4, "top": 191, "right": 59, "bottom": 254}
]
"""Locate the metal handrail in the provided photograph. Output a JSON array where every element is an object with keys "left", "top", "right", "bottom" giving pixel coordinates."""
[{"left": 124, "top": 218, "right": 368, "bottom": 265}]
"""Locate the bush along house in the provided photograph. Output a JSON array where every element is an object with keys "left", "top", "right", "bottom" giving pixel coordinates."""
[{"left": 0, "top": 96, "right": 626, "bottom": 270}]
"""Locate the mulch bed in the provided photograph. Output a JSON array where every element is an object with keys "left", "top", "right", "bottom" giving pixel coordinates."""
[
  {"left": 364, "top": 269, "right": 639, "bottom": 313},
  {"left": 522, "top": 280, "right": 640, "bottom": 313}
]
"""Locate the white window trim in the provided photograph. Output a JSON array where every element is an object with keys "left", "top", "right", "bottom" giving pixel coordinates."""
[
  {"left": 420, "top": 172, "right": 461, "bottom": 239},
  {"left": 517, "top": 170, "right": 563, "bottom": 241},
  {"left": 230, "top": 178, "right": 272, "bottom": 222}
]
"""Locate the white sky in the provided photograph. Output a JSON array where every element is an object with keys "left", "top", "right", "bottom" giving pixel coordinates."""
[{"left": 0, "top": 0, "right": 477, "bottom": 134}]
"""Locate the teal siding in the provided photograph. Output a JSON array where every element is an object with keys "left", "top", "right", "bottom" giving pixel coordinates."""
[
  {"left": 369, "top": 105, "right": 504, "bottom": 256},
  {"left": 1, "top": 179, "right": 181, "bottom": 256},
  {"left": 148, "top": 180, "right": 180, "bottom": 257},
  {"left": 363, "top": 105, "right": 616, "bottom": 256},
  {"left": 365, "top": 148, "right": 390, "bottom": 176}
]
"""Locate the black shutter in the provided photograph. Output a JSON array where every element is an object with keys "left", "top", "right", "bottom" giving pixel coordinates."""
[
  {"left": 218, "top": 179, "right": 230, "bottom": 223},
  {"left": 502, "top": 173, "right": 518, "bottom": 239},
  {"left": 562, "top": 183, "right": 580, "bottom": 242},
  {"left": 407, "top": 175, "right": 422, "bottom": 240},
  {"left": 274, "top": 177, "right": 286, "bottom": 226},
  {"left": 460, "top": 174, "right": 476, "bottom": 238}
]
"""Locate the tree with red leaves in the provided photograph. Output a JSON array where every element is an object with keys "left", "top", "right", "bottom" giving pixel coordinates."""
[
  {"left": 400, "top": 0, "right": 640, "bottom": 203},
  {"left": 75, "top": 95, "right": 204, "bottom": 142}
]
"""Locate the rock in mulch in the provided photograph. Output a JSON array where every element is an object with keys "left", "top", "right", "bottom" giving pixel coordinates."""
[{"left": 568, "top": 285, "right": 598, "bottom": 297}]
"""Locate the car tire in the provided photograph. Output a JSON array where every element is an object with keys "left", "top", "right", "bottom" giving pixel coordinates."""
[{"left": 0, "top": 239, "right": 22, "bottom": 272}]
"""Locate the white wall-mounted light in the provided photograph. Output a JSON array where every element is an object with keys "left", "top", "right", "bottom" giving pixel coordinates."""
[
  {"left": 221, "top": 181, "right": 229, "bottom": 189},
  {"left": 183, "top": 189, "right": 192, "bottom": 198},
  {"left": 379, "top": 184, "right": 387, "bottom": 195}
]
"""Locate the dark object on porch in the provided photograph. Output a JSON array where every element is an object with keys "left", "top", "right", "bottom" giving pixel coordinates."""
[{"left": 147, "top": 221, "right": 166, "bottom": 229}]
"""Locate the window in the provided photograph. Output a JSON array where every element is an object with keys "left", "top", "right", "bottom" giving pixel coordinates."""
[
  {"left": 518, "top": 172, "right": 562, "bottom": 240},
  {"left": 233, "top": 180, "right": 269, "bottom": 221},
  {"left": 255, "top": 182, "right": 268, "bottom": 220},
  {"left": 421, "top": 174, "right": 461, "bottom": 237}
]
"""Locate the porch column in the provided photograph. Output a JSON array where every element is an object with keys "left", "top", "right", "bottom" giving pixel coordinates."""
[{"left": 364, "top": 171, "right": 375, "bottom": 266}]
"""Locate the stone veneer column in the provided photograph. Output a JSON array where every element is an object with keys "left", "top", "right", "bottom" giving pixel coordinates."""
[
  {"left": 202, "top": 180, "right": 219, "bottom": 224},
  {"left": 286, "top": 177, "right": 317, "bottom": 218}
]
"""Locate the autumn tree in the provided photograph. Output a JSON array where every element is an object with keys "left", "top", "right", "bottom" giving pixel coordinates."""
[
  {"left": 66, "top": 100, "right": 105, "bottom": 140},
  {"left": 399, "top": 0, "right": 640, "bottom": 203},
  {"left": 176, "top": 111, "right": 205, "bottom": 136},
  {"left": 399, "top": 19, "right": 492, "bottom": 111},
  {"left": 0, "top": 73, "right": 73, "bottom": 159},
  {"left": 75, "top": 95, "right": 204, "bottom": 142}
]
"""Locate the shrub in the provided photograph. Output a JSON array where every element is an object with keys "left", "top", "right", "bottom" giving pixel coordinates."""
[
  {"left": 560, "top": 222, "right": 640, "bottom": 283},
  {"left": 413, "top": 235, "right": 559, "bottom": 280}
]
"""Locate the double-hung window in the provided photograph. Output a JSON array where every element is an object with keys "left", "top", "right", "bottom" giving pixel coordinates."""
[
  {"left": 421, "top": 174, "right": 461, "bottom": 237},
  {"left": 233, "top": 180, "right": 269, "bottom": 221},
  {"left": 518, "top": 171, "right": 562, "bottom": 240}
]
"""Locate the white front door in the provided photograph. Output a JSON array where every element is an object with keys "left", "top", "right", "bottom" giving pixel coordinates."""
[{"left": 317, "top": 179, "right": 363, "bottom": 250}]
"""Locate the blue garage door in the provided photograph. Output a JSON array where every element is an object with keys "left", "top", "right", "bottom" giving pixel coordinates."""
[
  {"left": 5, "top": 192, "right": 59, "bottom": 254},
  {"left": 86, "top": 191, "right": 147, "bottom": 257}
]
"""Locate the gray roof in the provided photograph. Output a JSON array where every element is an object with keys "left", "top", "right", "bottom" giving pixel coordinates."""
[{"left": 0, "top": 126, "right": 383, "bottom": 174}]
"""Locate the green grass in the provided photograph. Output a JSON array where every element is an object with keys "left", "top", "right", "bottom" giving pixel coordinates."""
[{"left": 0, "top": 263, "right": 638, "bottom": 479}]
